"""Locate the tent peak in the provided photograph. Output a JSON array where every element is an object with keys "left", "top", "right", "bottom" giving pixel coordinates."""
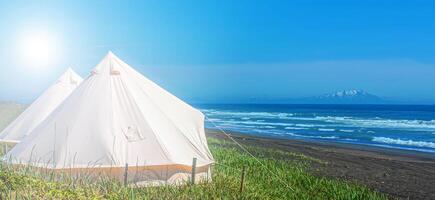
[
  {"left": 103, "top": 51, "right": 122, "bottom": 62},
  {"left": 65, "top": 67, "right": 75, "bottom": 73},
  {"left": 106, "top": 51, "right": 116, "bottom": 57},
  {"left": 58, "top": 68, "right": 83, "bottom": 85}
]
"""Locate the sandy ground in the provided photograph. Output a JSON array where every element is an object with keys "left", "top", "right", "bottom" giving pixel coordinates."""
[{"left": 206, "top": 129, "right": 435, "bottom": 200}]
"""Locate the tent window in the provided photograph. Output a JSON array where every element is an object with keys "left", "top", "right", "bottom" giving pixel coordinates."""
[
  {"left": 110, "top": 63, "right": 121, "bottom": 75},
  {"left": 70, "top": 79, "right": 78, "bottom": 85},
  {"left": 110, "top": 70, "right": 120, "bottom": 75},
  {"left": 123, "top": 126, "right": 145, "bottom": 142}
]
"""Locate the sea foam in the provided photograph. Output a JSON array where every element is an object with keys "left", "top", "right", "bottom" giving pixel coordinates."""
[
  {"left": 314, "top": 116, "right": 435, "bottom": 130},
  {"left": 318, "top": 128, "right": 335, "bottom": 132},
  {"left": 284, "top": 127, "right": 307, "bottom": 130},
  {"left": 204, "top": 109, "right": 435, "bottom": 131},
  {"left": 372, "top": 137, "right": 435, "bottom": 149},
  {"left": 285, "top": 132, "right": 338, "bottom": 139}
]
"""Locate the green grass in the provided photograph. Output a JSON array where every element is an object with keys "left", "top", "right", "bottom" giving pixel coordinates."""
[{"left": 0, "top": 137, "right": 388, "bottom": 199}]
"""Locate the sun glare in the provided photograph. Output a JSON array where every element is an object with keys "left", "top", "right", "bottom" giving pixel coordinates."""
[{"left": 17, "top": 30, "right": 60, "bottom": 68}]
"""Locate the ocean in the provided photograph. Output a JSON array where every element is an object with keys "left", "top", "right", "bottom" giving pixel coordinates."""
[{"left": 197, "top": 104, "right": 435, "bottom": 153}]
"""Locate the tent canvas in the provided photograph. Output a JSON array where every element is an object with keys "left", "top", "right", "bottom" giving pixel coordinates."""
[
  {"left": 0, "top": 68, "right": 83, "bottom": 144},
  {"left": 5, "top": 52, "right": 214, "bottom": 185}
]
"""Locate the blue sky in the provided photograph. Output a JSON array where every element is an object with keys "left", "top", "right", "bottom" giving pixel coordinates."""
[{"left": 0, "top": 1, "right": 435, "bottom": 103}]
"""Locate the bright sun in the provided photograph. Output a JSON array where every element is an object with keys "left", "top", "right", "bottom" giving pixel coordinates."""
[{"left": 18, "top": 31, "right": 60, "bottom": 68}]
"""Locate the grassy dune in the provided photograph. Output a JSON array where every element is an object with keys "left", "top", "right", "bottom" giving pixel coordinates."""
[{"left": 0, "top": 137, "right": 387, "bottom": 199}]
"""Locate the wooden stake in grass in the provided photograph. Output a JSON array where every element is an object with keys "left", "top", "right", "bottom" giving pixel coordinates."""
[
  {"left": 124, "top": 163, "right": 128, "bottom": 186},
  {"left": 191, "top": 157, "right": 197, "bottom": 185},
  {"left": 240, "top": 166, "right": 247, "bottom": 193}
]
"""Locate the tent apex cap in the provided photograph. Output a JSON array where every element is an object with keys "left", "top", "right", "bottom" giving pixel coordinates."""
[
  {"left": 63, "top": 67, "right": 75, "bottom": 75},
  {"left": 104, "top": 51, "right": 122, "bottom": 62},
  {"left": 107, "top": 51, "right": 115, "bottom": 56}
]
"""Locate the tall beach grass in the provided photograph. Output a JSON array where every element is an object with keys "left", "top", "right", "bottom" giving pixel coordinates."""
[{"left": 0, "top": 137, "right": 388, "bottom": 199}]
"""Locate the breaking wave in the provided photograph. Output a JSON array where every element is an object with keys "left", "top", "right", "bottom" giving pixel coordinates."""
[
  {"left": 313, "top": 116, "right": 435, "bottom": 130},
  {"left": 202, "top": 110, "right": 295, "bottom": 119},
  {"left": 339, "top": 129, "right": 354, "bottom": 133},
  {"left": 203, "top": 106, "right": 435, "bottom": 153},
  {"left": 203, "top": 109, "right": 435, "bottom": 130},
  {"left": 318, "top": 128, "right": 335, "bottom": 132},
  {"left": 220, "top": 120, "right": 294, "bottom": 127},
  {"left": 372, "top": 137, "right": 435, "bottom": 149},
  {"left": 284, "top": 127, "right": 307, "bottom": 130},
  {"left": 208, "top": 112, "right": 435, "bottom": 138},
  {"left": 285, "top": 132, "right": 338, "bottom": 139}
]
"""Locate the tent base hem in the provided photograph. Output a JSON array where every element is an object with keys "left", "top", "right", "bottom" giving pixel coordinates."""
[{"left": 7, "top": 163, "right": 213, "bottom": 186}]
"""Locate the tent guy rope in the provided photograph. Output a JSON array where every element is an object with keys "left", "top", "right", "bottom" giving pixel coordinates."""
[{"left": 205, "top": 116, "right": 294, "bottom": 192}]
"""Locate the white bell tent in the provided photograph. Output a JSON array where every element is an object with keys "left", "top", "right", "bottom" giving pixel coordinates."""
[
  {"left": 5, "top": 52, "right": 214, "bottom": 185},
  {"left": 0, "top": 68, "right": 83, "bottom": 144}
]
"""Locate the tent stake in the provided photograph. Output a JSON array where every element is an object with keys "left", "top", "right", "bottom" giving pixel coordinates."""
[
  {"left": 124, "top": 163, "right": 128, "bottom": 186},
  {"left": 240, "top": 166, "right": 247, "bottom": 193},
  {"left": 191, "top": 157, "right": 197, "bottom": 185}
]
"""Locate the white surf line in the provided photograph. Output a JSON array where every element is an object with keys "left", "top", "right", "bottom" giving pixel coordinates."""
[{"left": 372, "top": 137, "right": 435, "bottom": 149}]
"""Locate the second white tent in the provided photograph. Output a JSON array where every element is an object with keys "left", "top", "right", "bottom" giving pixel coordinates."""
[{"left": 0, "top": 68, "right": 82, "bottom": 144}]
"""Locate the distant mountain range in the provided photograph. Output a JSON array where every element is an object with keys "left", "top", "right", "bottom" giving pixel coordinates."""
[
  {"left": 245, "top": 89, "right": 386, "bottom": 104},
  {"left": 302, "top": 89, "right": 384, "bottom": 104}
]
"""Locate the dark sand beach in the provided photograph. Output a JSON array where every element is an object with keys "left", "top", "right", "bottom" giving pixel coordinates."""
[{"left": 206, "top": 129, "right": 435, "bottom": 200}]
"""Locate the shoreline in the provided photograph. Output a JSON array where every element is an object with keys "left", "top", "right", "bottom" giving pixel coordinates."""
[
  {"left": 206, "top": 129, "right": 435, "bottom": 162},
  {"left": 206, "top": 129, "right": 435, "bottom": 199}
]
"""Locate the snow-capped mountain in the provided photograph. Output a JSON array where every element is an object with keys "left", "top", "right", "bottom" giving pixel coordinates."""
[
  {"left": 245, "top": 90, "right": 385, "bottom": 104},
  {"left": 310, "top": 89, "right": 384, "bottom": 104},
  {"left": 318, "top": 89, "right": 373, "bottom": 98}
]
